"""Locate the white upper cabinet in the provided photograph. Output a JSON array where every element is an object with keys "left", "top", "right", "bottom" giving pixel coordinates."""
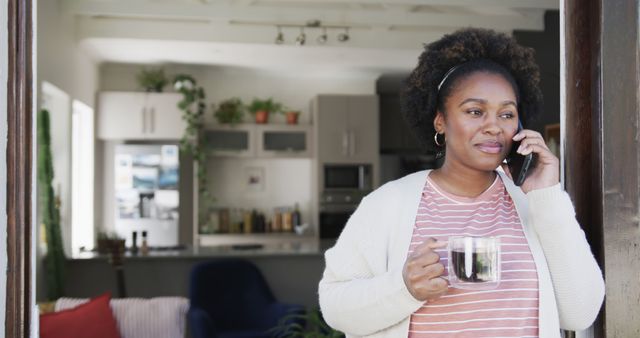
[
  {"left": 313, "top": 95, "right": 379, "bottom": 163},
  {"left": 144, "top": 93, "right": 185, "bottom": 140},
  {"left": 98, "top": 92, "right": 185, "bottom": 140}
]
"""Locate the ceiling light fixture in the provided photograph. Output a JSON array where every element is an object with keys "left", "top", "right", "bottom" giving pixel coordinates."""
[
  {"left": 295, "top": 27, "right": 306, "bottom": 45},
  {"left": 337, "top": 28, "right": 350, "bottom": 42},
  {"left": 317, "top": 27, "right": 328, "bottom": 44},
  {"left": 275, "top": 26, "right": 284, "bottom": 45},
  {"left": 272, "top": 21, "right": 351, "bottom": 46}
]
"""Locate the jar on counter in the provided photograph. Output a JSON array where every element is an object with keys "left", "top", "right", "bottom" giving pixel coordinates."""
[
  {"left": 230, "top": 208, "right": 242, "bottom": 234},
  {"left": 218, "top": 208, "right": 230, "bottom": 233},
  {"left": 282, "top": 211, "right": 293, "bottom": 232},
  {"left": 243, "top": 211, "right": 253, "bottom": 234},
  {"left": 272, "top": 210, "right": 282, "bottom": 232}
]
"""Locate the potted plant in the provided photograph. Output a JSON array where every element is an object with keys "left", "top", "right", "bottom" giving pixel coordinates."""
[
  {"left": 136, "top": 67, "right": 168, "bottom": 92},
  {"left": 38, "top": 108, "right": 66, "bottom": 300},
  {"left": 97, "top": 231, "right": 126, "bottom": 255},
  {"left": 214, "top": 98, "right": 245, "bottom": 125},
  {"left": 283, "top": 109, "right": 301, "bottom": 125},
  {"left": 269, "top": 308, "right": 344, "bottom": 338},
  {"left": 247, "top": 98, "right": 283, "bottom": 124}
]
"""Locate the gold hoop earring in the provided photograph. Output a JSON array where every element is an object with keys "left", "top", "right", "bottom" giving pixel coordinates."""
[{"left": 434, "top": 132, "right": 445, "bottom": 147}]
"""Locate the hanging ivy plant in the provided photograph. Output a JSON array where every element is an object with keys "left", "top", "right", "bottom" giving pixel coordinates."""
[{"left": 173, "top": 74, "right": 214, "bottom": 225}]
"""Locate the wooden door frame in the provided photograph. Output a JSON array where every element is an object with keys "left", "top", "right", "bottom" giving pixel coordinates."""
[
  {"left": 6, "top": 0, "right": 639, "bottom": 337},
  {"left": 564, "top": 0, "right": 603, "bottom": 256},
  {"left": 6, "top": 0, "right": 33, "bottom": 336},
  {"left": 563, "top": 0, "right": 604, "bottom": 335},
  {"left": 565, "top": 0, "right": 640, "bottom": 337},
  {"left": 564, "top": 0, "right": 604, "bottom": 275}
]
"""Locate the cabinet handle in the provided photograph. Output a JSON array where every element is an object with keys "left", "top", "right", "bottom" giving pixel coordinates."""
[
  {"left": 150, "top": 108, "right": 155, "bottom": 133},
  {"left": 142, "top": 108, "right": 147, "bottom": 134},
  {"left": 349, "top": 131, "right": 356, "bottom": 156},
  {"left": 342, "top": 131, "right": 349, "bottom": 156}
]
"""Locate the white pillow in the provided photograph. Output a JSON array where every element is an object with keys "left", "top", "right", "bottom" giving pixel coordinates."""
[{"left": 55, "top": 297, "right": 189, "bottom": 338}]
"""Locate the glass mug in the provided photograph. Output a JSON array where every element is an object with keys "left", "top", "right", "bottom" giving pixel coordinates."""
[{"left": 447, "top": 236, "right": 501, "bottom": 290}]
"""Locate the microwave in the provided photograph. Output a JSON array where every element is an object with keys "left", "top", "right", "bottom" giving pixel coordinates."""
[{"left": 323, "top": 164, "right": 373, "bottom": 191}]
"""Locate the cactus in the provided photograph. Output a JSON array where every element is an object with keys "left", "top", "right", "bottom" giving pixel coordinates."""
[{"left": 38, "top": 108, "right": 66, "bottom": 300}]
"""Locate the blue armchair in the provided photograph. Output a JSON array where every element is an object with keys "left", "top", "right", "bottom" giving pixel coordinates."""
[{"left": 188, "top": 259, "right": 305, "bottom": 338}]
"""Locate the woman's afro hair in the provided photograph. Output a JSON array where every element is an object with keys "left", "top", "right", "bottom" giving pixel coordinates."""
[{"left": 401, "top": 28, "right": 543, "bottom": 152}]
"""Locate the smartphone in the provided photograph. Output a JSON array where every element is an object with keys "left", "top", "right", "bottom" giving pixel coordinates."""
[{"left": 506, "top": 120, "right": 535, "bottom": 186}]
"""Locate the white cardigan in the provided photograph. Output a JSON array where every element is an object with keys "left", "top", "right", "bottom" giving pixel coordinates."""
[{"left": 318, "top": 170, "right": 604, "bottom": 338}]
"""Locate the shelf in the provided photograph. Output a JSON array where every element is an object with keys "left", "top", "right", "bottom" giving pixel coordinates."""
[{"left": 198, "top": 232, "right": 317, "bottom": 247}]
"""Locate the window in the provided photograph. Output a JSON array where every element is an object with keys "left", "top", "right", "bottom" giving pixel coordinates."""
[{"left": 71, "top": 100, "right": 94, "bottom": 253}]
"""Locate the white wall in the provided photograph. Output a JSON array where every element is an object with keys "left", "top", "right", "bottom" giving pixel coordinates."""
[
  {"left": 36, "top": 0, "right": 99, "bottom": 300},
  {"left": 207, "top": 157, "right": 313, "bottom": 229},
  {"left": 99, "top": 63, "right": 377, "bottom": 124},
  {"left": 38, "top": 1, "right": 98, "bottom": 106},
  {"left": 1, "top": 0, "right": 9, "bottom": 335}
]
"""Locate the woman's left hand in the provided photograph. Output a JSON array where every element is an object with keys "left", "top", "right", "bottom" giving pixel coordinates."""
[{"left": 501, "top": 129, "right": 559, "bottom": 193}]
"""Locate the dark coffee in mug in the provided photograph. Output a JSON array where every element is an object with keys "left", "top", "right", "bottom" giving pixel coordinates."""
[
  {"left": 451, "top": 250, "right": 496, "bottom": 282},
  {"left": 447, "top": 236, "right": 501, "bottom": 290}
]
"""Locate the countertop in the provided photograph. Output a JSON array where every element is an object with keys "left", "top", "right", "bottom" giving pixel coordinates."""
[{"left": 70, "top": 240, "right": 337, "bottom": 261}]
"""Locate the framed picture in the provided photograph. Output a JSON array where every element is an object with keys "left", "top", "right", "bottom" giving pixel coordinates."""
[
  {"left": 245, "top": 166, "right": 265, "bottom": 192},
  {"left": 544, "top": 123, "right": 560, "bottom": 158}
]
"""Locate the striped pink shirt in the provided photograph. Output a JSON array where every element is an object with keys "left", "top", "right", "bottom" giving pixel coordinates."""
[{"left": 408, "top": 173, "right": 539, "bottom": 338}]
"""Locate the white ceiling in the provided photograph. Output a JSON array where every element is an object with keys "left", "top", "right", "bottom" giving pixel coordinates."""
[{"left": 64, "top": 0, "right": 559, "bottom": 74}]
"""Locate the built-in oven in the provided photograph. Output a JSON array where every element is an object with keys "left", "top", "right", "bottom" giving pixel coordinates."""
[
  {"left": 319, "top": 190, "right": 370, "bottom": 239},
  {"left": 319, "top": 202, "right": 357, "bottom": 239},
  {"left": 323, "top": 164, "right": 373, "bottom": 191},
  {"left": 320, "top": 163, "right": 373, "bottom": 239}
]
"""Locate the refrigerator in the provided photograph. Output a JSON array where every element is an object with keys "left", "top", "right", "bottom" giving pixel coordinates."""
[{"left": 114, "top": 144, "right": 180, "bottom": 247}]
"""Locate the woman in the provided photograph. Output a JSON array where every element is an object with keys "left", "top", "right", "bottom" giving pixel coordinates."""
[{"left": 318, "top": 28, "right": 604, "bottom": 338}]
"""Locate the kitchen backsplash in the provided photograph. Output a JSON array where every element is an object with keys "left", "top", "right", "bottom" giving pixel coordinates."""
[{"left": 204, "top": 157, "right": 312, "bottom": 227}]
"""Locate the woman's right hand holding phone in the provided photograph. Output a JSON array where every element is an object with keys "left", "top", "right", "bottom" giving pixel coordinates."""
[
  {"left": 402, "top": 238, "right": 449, "bottom": 302},
  {"left": 502, "top": 129, "right": 560, "bottom": 193}
]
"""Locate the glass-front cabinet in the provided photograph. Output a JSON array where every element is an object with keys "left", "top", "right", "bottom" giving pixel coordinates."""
[
  {"left": 204, "top": 125, "right": 254, "bottom": 157},
  {"left": 204, "top": 124, "right": 312, "bottom": 158},
  {"left": 256, "top": 125, "right": 312, "bottom": 158}
]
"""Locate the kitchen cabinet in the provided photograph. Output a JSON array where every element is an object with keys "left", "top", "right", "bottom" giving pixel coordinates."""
[
  {"left": 256, "top": 124, "right": 312, "bottom": 158},
  {"left": 205, "top": 124, "right": 312, "bottom": 158},
  {"left": 97, "top": 92, "right": 185, "bottom": 140},
  {"left": 313, "top": 95, "right": 379, "bottom": 163},
  {"left": 204, "top": 125, "right": 255, "bottom": 158},
  {"left": 311, "top": 95, "right": 380, "bottom": 233}
]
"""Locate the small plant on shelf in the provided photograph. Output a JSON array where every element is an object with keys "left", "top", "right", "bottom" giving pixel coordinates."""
[
  {"left": 96, "top": 231, "right": 125, "bottom": 255},
  {"left": 136, "top": 67, "right": 168, "bottom": 92},
  {"left": 247, "top": 98, "right": 283, "bottom": 124},
  {"left": 214, "top": 98, "right": 246, "bottom": 125},
  {"left": 283, "top": 109, "right": 300, "bottom": 125}
]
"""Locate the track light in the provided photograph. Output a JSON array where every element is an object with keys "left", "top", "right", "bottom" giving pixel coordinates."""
[
  {"left": 272, "top": 22, "right": 350, "bottom": 45},
  {"left": 295, "top": 27, "right": 306, "bottom": 45},
  {"left": 275, "top": 26, "right": 284, "bottom": 44},
  {"left": 337, "top": 28, "right": 350, "bottom": 42},
  {"left": 317, "top": 27, "right": 328, "bottom": 44}
]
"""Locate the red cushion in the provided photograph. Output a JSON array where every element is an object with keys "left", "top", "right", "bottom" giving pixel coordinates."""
[{"left": 40, "top": 292, "right": 121, "bottom": 338}]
